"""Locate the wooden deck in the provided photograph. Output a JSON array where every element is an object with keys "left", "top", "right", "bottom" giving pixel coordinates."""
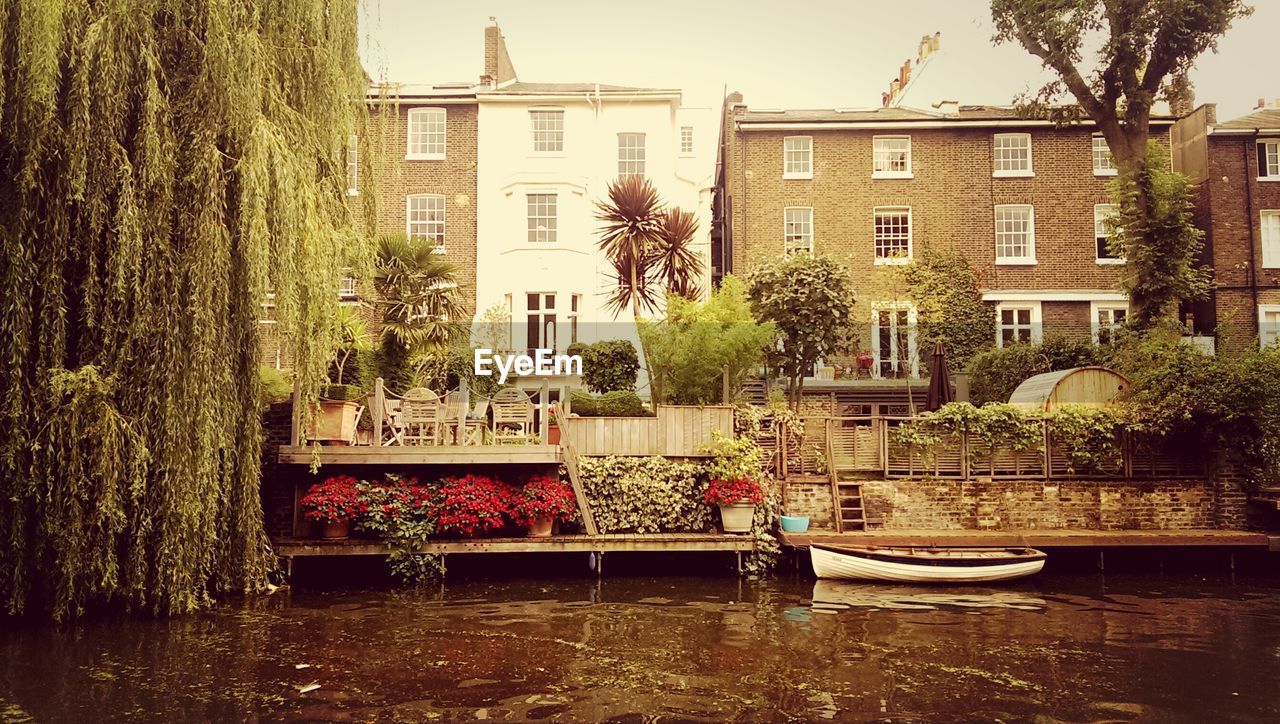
[
  {"left": 276, "top": 444, "right": 562, "bottom": 466},
  {"left": 274, "top": 533, "right": 756, "bottom": 557},
  {"left": 780, "top": 529, "right": 1276, "bottom": 550}
]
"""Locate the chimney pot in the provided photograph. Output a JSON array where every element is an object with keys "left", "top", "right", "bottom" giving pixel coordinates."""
[{"left": 1258, "top": 97, "right": 1266, "bottom": 109}]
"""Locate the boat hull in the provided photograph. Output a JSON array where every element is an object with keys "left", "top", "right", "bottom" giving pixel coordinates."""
[{"left": 809, "top": 545, "right": 1046, "bottom": 583}]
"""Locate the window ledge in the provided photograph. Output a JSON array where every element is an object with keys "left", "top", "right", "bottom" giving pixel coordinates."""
[
  {"left": 782, "top": 172, "right": 813, "bottom": 180},
  {"left": 995, "top": 258, "right": 1038, "bottom": 266},
  {"left": 430, "top": 246, "right": 447, "bottom": 255},
  {"left": 406, "top": 154, "right": 445, "bottom": 161},
  {"left": 872, "top": 171, "right": 913, "bottom": 180},
  {"left": 530, "top": 153, "right": 566, "bottom": 158},
  {"left": 874, "top": 257, "right": 911, "bottom": 265},
  {"left": 993, "top": 170, "right": 1035, "bottom": 178},
  {"left": 1093, "top": 169, "right": 1119, "bottom": 177},
  {"left": 346, "top": 189, "right": 359, "bottom": 197},
  {"left": 1258, "top": 177, "right": 1280, "bottom": 182},
  {"left": 1096, "top": 258, "right": 1126, "bottom": 265}
]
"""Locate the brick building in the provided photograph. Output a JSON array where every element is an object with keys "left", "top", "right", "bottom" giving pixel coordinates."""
[
  {"left": 1172, "top": 100, "right": 1280, "bottom": 353},
  {"left": 714, "top": 98, "right": 1176, "bottom": 376}
]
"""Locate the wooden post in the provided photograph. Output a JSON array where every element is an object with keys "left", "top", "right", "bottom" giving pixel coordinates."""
[
  {"left": 289, "top": 381, "right": 302, "bottom": 446},
  {"left": 373, "top": 377, "right": 384, "bottom": 447},
  {"left": 721, "top": 366, "right": 731, "bottom": 404},
  {"left": 538, "top": 380, "right": 549, "bottom": 443},
  {"left": 827, "top": 418, "right": 843, "bottom": 533}
]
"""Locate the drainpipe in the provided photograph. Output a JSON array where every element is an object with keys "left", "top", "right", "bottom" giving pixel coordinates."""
[{"left": 1243, "top": 134, "right": 1260, "bottom": 333}]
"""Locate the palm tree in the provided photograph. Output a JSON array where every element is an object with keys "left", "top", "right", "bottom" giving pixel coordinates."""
[
  {"left": 373, "top": 233, "right": 466, "bottom": 350},
  {"left": 654, "top": 208, "right": 703, "bottom": 300},
  {"left": 595, "top": 175, "right": 664, "bottom": 317},
  {"left": 595, "top": 175, "right": 705, "bottom": 317}
]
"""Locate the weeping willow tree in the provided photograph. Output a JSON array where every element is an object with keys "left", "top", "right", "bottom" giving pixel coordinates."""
[{"left": 0, "top": 0, "right": 367, "bottom": 619}]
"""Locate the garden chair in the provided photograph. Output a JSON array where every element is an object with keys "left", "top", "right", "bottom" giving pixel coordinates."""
[
  {"left": 366, "top": 393, "right": 404, "bottom": 446},
  {"left": 400, "top": 396, "right": 443, "bottom": 446},
  {"left": 440, "top": 391, "right": 487, "bottom": 446},
  {"left": 491, "top": 388, "right": 535, "bottom": 444}
]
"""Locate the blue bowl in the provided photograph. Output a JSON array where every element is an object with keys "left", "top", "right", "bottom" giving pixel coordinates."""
[{"left": 779, "top": 515, "right": 810, "bottom": 533}]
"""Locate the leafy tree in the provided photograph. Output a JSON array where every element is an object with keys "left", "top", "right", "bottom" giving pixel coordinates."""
[
  {"left": 904, "top": 254, "right": 995, "bottom": 371},
  {"left": 580, "top": 340, "right": 641, "bottom": 393},
  {"left": 331, "top": 305, "right": 372, "bottom": 388},
  {"left": 747, "top": 254, "right": 856, "bottom": 409},
  {"left": 991, "top": 0, "right": 1250, "bottom": 327},
  {"left": 595, "top": 175, "right": 704, "bottom": 317},
  {"left": 638, "top": 277, "right": 776, "bottom": 405},
  {"left": 0, "top": 0, "right": 364, "bottom": 618},
  {"left": 967, "top": 336, "right": 1108, "bottom": 405},
  {"left": 373, "top": 234, "right": 465, "bottom": 390}
]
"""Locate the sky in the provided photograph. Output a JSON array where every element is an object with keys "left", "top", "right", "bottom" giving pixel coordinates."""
[{"left": 359, "top": 0, "right": 1277, "bottom": 122}]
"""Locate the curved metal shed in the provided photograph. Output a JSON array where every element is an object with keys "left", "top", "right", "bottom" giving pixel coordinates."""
[{"left": 1006, "top": 366, "right": 1130, "bottom": 411}]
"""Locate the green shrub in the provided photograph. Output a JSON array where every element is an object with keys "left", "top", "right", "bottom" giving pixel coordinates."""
[
  {"left": 260, "top": 366, "right": 293, "bottom": 405},
  {"left": 580, "top": 339, "right": 640, "bottom": 393},
  {"left": 967, "top": 336, "right": 1107, "bottom": 405},
  {"left": 576, "top": 456, "right": 713, "bottom": 533},
  {"left": 569, "top": 389, "right": 649, "bottom": 417},
  {"left": 321, "top": 383, "right": 363, "bottom": 402}
]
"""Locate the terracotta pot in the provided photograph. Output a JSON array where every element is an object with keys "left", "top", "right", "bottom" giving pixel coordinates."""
[
  {"left": 320, "top": 519, "right": 351, "bottom": 540},
  {"left": 546, "top": 424, "right": 561, "bottom": 445},
  {"left": 309, "top": 400, "right": 359, "bottom": 445},
  {"left": 525, "top": 517, "right": 554, "bottom": 538},
  {"left": 718, "top": 502, "right": 756, "bottom": 533}
]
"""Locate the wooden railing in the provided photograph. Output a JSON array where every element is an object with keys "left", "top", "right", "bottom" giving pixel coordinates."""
[
  {"left": 562, "top": 405, "right": 735, "bottom": 457},
  {"left": 780, "top": 415, "right": 1206, "bottom": 481}
]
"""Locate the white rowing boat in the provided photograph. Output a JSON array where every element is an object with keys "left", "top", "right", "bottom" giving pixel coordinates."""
[{"left": 809, "top": 544, "right": 1046, "bottom": 583}]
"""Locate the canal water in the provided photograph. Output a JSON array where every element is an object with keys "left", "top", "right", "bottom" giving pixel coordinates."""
[{"left": 2, "top": 571, "right": 1279, "bottom": 722}]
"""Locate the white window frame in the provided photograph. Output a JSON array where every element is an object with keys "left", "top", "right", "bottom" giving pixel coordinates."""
[
  {"left": 784, "top": 206, "right": 813, "bottom": 254},
  {"left": 783, "top": 136, "right": 813, "bottom": 179},
  {"left": 1258, "top": 140, "right": 1280, "bottom": 180},
  {"left": 1261, "top": 209, "right": 1280, "bottom": 268},
  {"left": 338, "top": 274, "right": 357, "bottom": 300},
  {"left": 406, "top": 194, "right": 446, "bottom": 252},
  {"left": 870, "top": 302, "right": 919, "bottom": 379},
  {"left": 405, "top": 108, "right": 446, "bottom": 160},
  {"left": 994, "top": 204, "right": 1036, "bottom": 265},
  {"left": 679, "top": 126, "right": 694, "bottom": 155},
  {"left": 1094, "top": 203, "right": 1124, "bottom": 264},
  {"left": 618, "top": 132, "right": 646, "bottom": 178},
  {"left": 872, "top": 135, "right": 912, "bottom": 179},
  {"left": 993, "top": 132, "right": 1033, "bottom": 177},
  {"left": 527, "top": 193, "right": 558, "bottom": 243},
  {"left": 1092, "top": 135, "right": 1117, "bottom": 176},
  {"left": 1090, "top": 301, "right": 1129, "bottom": 344},
  {"left": 530, "top": 108, "right": 564, "bottom": 154},
  {"left": 873, "top": 206, "right": 912, "bottom": 264},
  {"left": 345, "top": 133, "right": 359, "bottom": 196},
  {"left": 995, "top": 301, "right": 1042, "bottom": 347},
  {"left": 1260, "top": 304, "right": 1280, "bottom": 348}
]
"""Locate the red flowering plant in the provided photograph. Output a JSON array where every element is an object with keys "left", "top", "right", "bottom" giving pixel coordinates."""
[
  {"left": 433, "top": 474, "right": 516, "bottom": 536},
  {"left": 300, "top": 475, "right": 368, "bottom": 523},
  {"left": 703, "top": 476, "right": 764, "bottom": 507},
  {"left": 511, "top": 475, "right": 579, "bottom": 526}
]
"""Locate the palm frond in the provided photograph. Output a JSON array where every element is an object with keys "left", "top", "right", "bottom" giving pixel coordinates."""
[{"left": 653, "top": 208, "right": 703, "bottom": 300}]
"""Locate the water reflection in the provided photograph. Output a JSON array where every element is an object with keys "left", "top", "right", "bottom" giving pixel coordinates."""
[{"left": 0, "top": 575, "right": 1277, "bottom": 721}]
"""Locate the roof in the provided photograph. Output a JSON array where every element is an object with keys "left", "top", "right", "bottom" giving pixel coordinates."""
[
  {"left": 737, "top": 105, "right": 1176, "bottom": 128},
  {"left": 1215, "top": 108, "right": 1280, "bottom": 130},
  {"left": 366, "top": 82, "right": 478, "bottom": 100},
  {"left": 490, "top": 81, "right": 677, "bottom": 95}
]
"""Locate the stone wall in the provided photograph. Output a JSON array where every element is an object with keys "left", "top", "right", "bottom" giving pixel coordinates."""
[{"left": 787, "top": 472, "right": 1252, "bottom": 532}]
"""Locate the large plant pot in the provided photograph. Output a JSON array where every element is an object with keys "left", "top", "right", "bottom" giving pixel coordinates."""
[
  {"left": 309, "top": 400, "right": 359, "bottom": 445},
  {"left": 546, "top": 424, "right": 561, "bottom": 445},
  {"left": 718, "top": 502, "right": 756, "bottom": 534},
  {"left": 320, "top": 519, "right": 351, "bottom": 540},
  {"left": 525, "top": 517, "right": 554, "bottom": 538}
]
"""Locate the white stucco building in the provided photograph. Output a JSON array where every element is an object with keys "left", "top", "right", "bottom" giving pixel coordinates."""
[{"left": 473, "top": 23, "right": 715, "bottom": 404}]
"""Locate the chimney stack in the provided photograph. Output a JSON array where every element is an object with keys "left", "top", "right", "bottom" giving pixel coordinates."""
[
  {"left": 482, "top": 18, "right": 517, "bottom": 87},
  {"left": 885, "top": 32, "right": 941, "bottom": 107}
]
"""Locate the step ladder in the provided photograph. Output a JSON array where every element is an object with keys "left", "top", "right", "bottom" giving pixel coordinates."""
[{"left": 824, "top": 418, "right": 865, "bottom": 532}]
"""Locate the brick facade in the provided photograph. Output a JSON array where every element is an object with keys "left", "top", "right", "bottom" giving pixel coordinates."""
[{"left": 716, "top": 102, "right": 1162, "bottom": 349}]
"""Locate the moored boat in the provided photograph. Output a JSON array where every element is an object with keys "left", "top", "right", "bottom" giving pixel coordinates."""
[{"left": 809, "top": 544, "right": 1046, "bottom": 583}]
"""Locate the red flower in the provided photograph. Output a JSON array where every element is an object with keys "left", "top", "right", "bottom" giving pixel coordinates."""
[
  {"left": 300, "top": 475, "right": 367, "bottom": 523},
  {"left": 511, "top": 475, "right": 579, "bottom": 526},
  {"left": 432, "top": 474, "right": 516, "bottom": 536},
  {"left": 703, "top": 476, "right": 764, "bottom": 506}
]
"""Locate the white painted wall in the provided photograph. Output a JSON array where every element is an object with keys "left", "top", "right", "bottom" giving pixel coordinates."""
[{"left": 474, "top": 93, "right": 714, "bottom": 397}]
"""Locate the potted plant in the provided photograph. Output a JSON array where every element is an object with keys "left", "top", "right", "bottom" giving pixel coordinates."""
[
  {"left": 310, "top": 306, "right": 371, "bottom": 445},
  {"left": 545, "top": 404, "right": 561, "bottom": 445},
  {"left": 433, "top": 474, "right": 515, "bottom": 537},
  {"left": 300, "top": 475, "right": 367, "bottom": 540},
  {"left": 704, "top": 476, "right": 764, "bottom": 534},
  {"left": 512, "top": 475, "right": 578, "bottom": 537}
]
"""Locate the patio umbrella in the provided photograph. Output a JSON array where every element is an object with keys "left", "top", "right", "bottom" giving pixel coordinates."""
[{"left": 926, "top": 341, "right": 953, "bottom": 412}]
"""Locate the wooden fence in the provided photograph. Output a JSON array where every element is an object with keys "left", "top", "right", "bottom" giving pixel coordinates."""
[
  {"left": 776, "top": 416, "right": 1206, "bottom": 481},
  {"left": 562, "top": 405, "right": 735, "bottom": 457}
]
